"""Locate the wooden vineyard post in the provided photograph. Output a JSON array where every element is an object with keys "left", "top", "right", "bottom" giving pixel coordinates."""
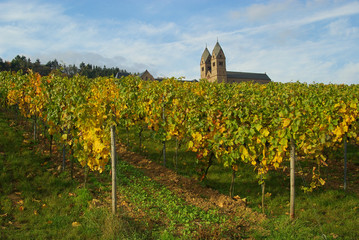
[
  {"left": 110, "top": 124, "right": 117, "bottom": 215},
  {"left": 344, "top": 133, "right": 347, "bottom": 191},
  {"left": 33, "top": 114, "right": 37, "bottom": 141},
  {"left": 139, "top": 127, "right": 143, "bottom": 152},
  {"left": 50, "top": 135, "right": 53, "bottom": 157},
  {"left": 162, "top": 94, "right": 166, "bottom": 167},
  {"left": 126, "top": 126, "right": 129, "bottom": 147},
  {"left": 261, "top": 174, "right": 265, "bottom": 214},
  {"left": 62, "top": 144, "right": 66, "bottom": 171},
  {"left": 290, "top": 137, "right": 296, "bottom": 220},
  {"left": 175, "top": 137, "right": 179, "bottom": 171},
  {"left": 70, "top": 146, "right": 74, "bottom": 179},
  {"left": 229, "top": 168, "right": 236, "bottom": 198},
  {"left": 163, "top": 140, "right": 166, "bottom": 167}
]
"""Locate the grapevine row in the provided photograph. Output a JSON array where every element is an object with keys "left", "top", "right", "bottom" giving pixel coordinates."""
[{"left": 0, "top": 70, "right": 358, "bottom": 193}]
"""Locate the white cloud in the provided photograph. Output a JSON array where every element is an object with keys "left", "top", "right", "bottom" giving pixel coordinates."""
[
  {"left": 334, "top": 62, "right": 359, "bottom": 84},
  {"left": 228, "top": 0, "right": 359, "bottom": 35},
  {"left": 0, "top": 0, "right": 64, "bottom": 23},
  {"left": 295, "top": 1, "right": 359, "bottom": 26},
  {"left": 137, "top": 22, "right": 177, "bottom": 36},
  {"left": 241, "top": 0, "right": 296, "bottom": 22},
  {"left": 1, "top": 0, "right": 359, "bottom": 84},
  {"left": 0, "top": 25, "right": 43, "bottom": 54},
  {"left": 327, "top": 18, "right": 359, "bottom": 37}
]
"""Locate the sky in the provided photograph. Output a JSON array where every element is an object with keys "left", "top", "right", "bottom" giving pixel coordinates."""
[{"left": 1, "top": 0, "right": 359, "bottom": 84}]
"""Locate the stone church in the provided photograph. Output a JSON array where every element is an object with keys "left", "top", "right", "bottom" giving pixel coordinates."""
[{"left": 201, "top": 42, "right": 271, "bottom": 84}]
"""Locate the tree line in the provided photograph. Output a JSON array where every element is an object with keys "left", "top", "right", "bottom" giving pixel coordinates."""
[{"left": 0, "top": 55, "right": 130, "bottom": 78}]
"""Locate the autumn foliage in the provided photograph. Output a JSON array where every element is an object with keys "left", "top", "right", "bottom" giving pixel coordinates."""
[{"left": 1, "top": 71, "right": 358, "bottom": 191}]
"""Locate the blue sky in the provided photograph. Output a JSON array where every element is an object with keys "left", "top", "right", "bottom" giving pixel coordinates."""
[{"left": 1, "top": 0, "right": 359, "bottom": 84}]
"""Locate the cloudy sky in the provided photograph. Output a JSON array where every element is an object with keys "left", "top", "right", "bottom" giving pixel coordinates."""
[{"left": 1, "top": 0, "right": 359, "bottom": 84}]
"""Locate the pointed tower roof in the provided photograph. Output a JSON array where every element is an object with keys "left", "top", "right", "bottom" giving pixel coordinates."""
[
  {"left": 212, "top": 41, "right": 224, "bottom": 57},
  {"left": 201, "top": 47, "right": 211, "bottom": 62}
]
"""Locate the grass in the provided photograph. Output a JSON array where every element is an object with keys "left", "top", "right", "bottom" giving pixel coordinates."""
[
  {"left": 118, "top": 125, "right": 359, "bottom": 239},
  {"left": 116, "top": 160, "right": 246, "bottom": 239},
  {"left": 0, "top": 109, "right": 150, "bottom": 240}
]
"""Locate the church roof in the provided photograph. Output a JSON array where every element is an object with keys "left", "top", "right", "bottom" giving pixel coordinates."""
[
  {"left": 212, "top": 42, "right": 223, "bottom": 56},
  {"left": 201, "top": 47, "right": 211, "bottom": 62},
  {"left": 227, "top": 71, "right": 271, "bottom": 81}
]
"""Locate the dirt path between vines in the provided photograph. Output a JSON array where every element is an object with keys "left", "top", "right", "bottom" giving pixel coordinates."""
[{"left": 117, "top": 143, "right": 266, "bottom": 232}]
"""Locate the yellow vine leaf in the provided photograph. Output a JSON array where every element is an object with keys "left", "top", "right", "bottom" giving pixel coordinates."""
[
  {"left": 241, "top": 146, "right": 249, "bottom": 160},
  {"left": 318, "top": 178, "right": 325, "bottom": 186},
  {"left": 332, "top": 126, "right": 343, "bottom": 138},
  {"left": 62, "top": 134, "right": 68, "bottom": 141},
  {"left": 203, "top": 149, "right": 208, "bottom": 157},
  {"left": 273, "top": 162, "right": 279, "bottom": 169},
  {"left": 219, "top": 126, "right": 226, "bottom": 133},
  {"left": 262, "top": 128, "right": 270, "bottom": 137},
  {"left": 72, "top": 222, "right": 81, "bottom": 227},
  {"left": 188, "top": 141, "right": 194, "bottom": 149},
  {"left": 232, "top": 165, "right": 238, "bottom": 171},
  {"left": 283, "top": 118, "right": 291, "bottom": 128},
  {"left": 93, "top": 138, "right": 105, "bottom": 153},
  {"left": 192, "top": 132, "right": 202, "bottom": 142}
]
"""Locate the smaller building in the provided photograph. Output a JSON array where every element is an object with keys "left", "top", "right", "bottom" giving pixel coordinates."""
[{"left": 140, "top": 70, "right": 155, "bottom": 81}]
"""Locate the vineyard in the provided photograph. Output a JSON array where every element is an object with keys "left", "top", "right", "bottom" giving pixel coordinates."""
[{"left": 0, "top": 70, "right": 359, "bottom": 238}]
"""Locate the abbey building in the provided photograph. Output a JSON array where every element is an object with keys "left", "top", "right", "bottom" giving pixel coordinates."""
[{"left": 201, "top": 42, "right": 271, "bottom": 84}]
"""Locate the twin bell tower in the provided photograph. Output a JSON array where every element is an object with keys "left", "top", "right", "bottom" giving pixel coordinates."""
[{"left": 200, "top": 42, "right": 227, "bottom": 83}]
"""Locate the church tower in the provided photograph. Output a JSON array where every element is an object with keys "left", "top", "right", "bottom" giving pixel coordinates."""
[
  {"left": 200, "top": 47, "right": 211, "bottom": 80},
  {"left": 210, "top": 41, "right": 227, "bottom": 83}
]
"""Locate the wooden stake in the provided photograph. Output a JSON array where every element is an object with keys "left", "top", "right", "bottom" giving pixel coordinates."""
[
  {"left": 139, "top": 127, "right": 143, "bottom": 152},
  {"left": 62, "top": 144, "right": 66, "bottom": 171},
  {"left": 126, "top": 126, "right": 129, "bottom": 147},
  {"left": 111, "top": 125, "right": 117, "bottom": 215},
  {"left": 162, "top": 94, "right": 166, "bottom": 167},
  {"left": 344, "top": 133, "right": 347, "bottom": 191},
  {"left": 290, "top": 137, "right": 296, "bottom": 220},
  {"left": 175, "top": 137, "right": 179, "bottom": 171},
  {"left": 230, "top": 168, "right": 236, "bottom": 198},
  {"left": 50, "top": 135, "right": 53, "bottom": 157},
  {"left": 261, "top": 176, "right": 265, "bottom": 214},
  {"left": 33, "top": 115, "right": 37, "bottom": 141}
]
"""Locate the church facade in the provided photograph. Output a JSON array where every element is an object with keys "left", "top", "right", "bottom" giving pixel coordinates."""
[{"left": 201, "top": 42, "right": 271, "bottom": 84}]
